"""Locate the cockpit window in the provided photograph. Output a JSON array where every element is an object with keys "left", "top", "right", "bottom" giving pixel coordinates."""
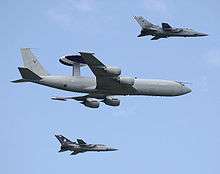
[{"left": 176, "top": 81, "right": 185, "bottom": 86}]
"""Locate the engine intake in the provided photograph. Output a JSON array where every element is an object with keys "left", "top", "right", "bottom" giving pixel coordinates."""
[
  {"left": 104, "top": 67, "right": 121, "bottom": 76},
  {"left": 84, "top": 98, "right": 100, "bottom": 108}
]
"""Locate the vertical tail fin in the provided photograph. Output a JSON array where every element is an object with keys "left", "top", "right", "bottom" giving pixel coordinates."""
[
  {"left": 134, "top": 16, "right": 154, "bottom": 29},
  {"left": 20, "top": 48, "right": 49, "bottom": 76},
  {"left": 55, "top": 135, "right": 73, "bottom": 145},
  {"left": 55, "top": 135, "right": 73, "bottom": 152}
]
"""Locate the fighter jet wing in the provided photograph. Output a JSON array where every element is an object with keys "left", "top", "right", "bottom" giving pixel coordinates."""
[
  {"left": 148, "top": 27, "right": 159, "bottom": 32},
  {"left": 70, "top": 150, "right": 86, "bottom": 155},
  {"left": 70, "top": 151, "right": 79, "bottom": 155},
  {"left": 77, "top": 139, "right": 87, "bottom": 145}
]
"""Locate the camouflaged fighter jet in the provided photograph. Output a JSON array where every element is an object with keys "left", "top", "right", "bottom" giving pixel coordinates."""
[
  {"left": 12, "top": 48, "right": 191, "bottom": 108},
  {"left": 55, "top": 135, "right": 118, "bottom": 155},
  {"left": 134, "top": 16, "right": 208, "bottom": 40}
]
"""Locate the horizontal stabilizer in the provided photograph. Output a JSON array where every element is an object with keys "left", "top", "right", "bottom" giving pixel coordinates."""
[
  {"left": 59, "top": 148, "right": 67, "bottom": 152},
  {"left": 18, "top": 67, "right": 42, "bottom": 80},
  {"left": 137, "top": 33, "right": 146, "bottom": 37},
  {"left": 70, "top": 151, "right": 79, "bottom": 155},
  {"left": 11, "top": 79, "right": 29, "bottom": 83},
  {"left": 151, "top": 36, "right": 161, "bottom": 40}
]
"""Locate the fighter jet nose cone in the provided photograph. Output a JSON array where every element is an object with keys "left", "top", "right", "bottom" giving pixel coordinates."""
[
  {"left": 108, "top": 148, "right": 118, "bottom": 151},
  {"left": 112, "top": 148, "right": 118, "bottom": 151},
  {"left": 197, "top": 32, "right": 208, "bottom": 37}
]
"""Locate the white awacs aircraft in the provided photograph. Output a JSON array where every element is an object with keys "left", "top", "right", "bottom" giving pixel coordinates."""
[{"left": 12, "top": 48, "right": 191, "bottom": 108}]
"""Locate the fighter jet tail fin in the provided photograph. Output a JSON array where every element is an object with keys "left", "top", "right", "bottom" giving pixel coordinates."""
[
  {"left": 134, "top": 16, "right": 153, "bottom": 29},
  {"left": 55, "top": 135, "right": 73, "bottom": 145},
  {"left": 20, "top": 48, "right": 49, "bottom": 76},
  {"left": 77, "top": 139, "right": 87, "bottom": 145},
  {"left": 162, "top": 23, "right": 172, "bottom": 31}
]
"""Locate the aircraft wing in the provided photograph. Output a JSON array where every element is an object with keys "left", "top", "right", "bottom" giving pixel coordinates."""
[
  {"left": 79, "top": 52, "right": 125, "bottom": 89},
  {"left": 77, "top": 139, "right": 87, "bottom": 145},
  {"left": 79, "top": 52, "right": 137, "bottom": 91},
  {"left": 148, "top": 27, "right": 159, "bottom": 32},
  {"left": 70, "top": 150, "right": 86, "bottom": 155},
  {"left": 52, "top": 94, "right": 122, "bottom": 108},
  {"left": 52, "top": 94, "right": 106, "bottom": 102},
  {"left": 79, "top": 52, "right": 120, "bottom": 78}
]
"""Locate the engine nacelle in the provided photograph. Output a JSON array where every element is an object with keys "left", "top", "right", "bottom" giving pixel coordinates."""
[
  {"left": 104, "top": 67, "right": 121, "bottom": 76},
  {"left": 103, "top": 96, "right": 120, "bottom": 106},
  {"left": 84, "top": 98, "right": 100, "bottom": 108},
  {"left": 118, "top": 77, "right": 135, "bottom": 86}
]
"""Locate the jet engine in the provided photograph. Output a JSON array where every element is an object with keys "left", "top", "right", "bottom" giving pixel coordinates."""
[
  {"left": 117, "top": 77, "right": 135, "bottom": 86},
  {"left": 83, "top": 98, "right": 100, "bottom": 108},
  {"left": 103, "top": 96, "right": 120, "bottom": 106},
  {"left": 104, "top": 67, "right": 121, "bottom": 76}
]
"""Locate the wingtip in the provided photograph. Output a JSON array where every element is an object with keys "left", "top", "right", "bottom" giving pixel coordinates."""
[
  {"left": 11, "top": 78, "right": 28, "bottom": 83},
  {"left": 51, "top": 97, "right": 67, "bottom": 101},
  {"left": 11, "top": 80, "right": 18, "bottom": 83},
  {"left": 137, "top": 34, "right": 144, "bottom": 37},
  {"left": 78, "top": 52, "right": 95, "bottom": 55}
]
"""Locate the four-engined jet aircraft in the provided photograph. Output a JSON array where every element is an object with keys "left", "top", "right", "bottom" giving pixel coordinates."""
[
  {"left": 134, "top": 16, "right": 208, "bottom": 40},
  {"left": 55, "top": 135, "right": 117, "bottom": 155},
  {"left": 12, "top": 48, "right": 191, "bottom": 108}
]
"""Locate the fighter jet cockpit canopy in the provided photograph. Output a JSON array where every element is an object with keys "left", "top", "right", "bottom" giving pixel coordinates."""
[{"left": 59, "top": 54, "right": 87, "bottom": 76}]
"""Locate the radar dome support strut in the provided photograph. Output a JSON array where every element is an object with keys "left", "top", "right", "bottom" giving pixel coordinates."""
[
  {"left": 72, "top": 63, "right": 80, "bottom": 76},
  {"left": 59, "top": 55, "right": 86, "bottom": 76}
]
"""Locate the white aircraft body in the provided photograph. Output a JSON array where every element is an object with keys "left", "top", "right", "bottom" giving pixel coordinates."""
[{"left": 12, "top": 48, "right": 191, "bottom": 108}]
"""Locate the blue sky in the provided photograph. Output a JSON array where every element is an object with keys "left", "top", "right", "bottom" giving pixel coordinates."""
[{"left": 1, "top": 0, "right": 220, "bottom": 173}]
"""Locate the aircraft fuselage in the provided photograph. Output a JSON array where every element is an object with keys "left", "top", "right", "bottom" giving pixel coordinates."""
[
  {"left": 141, "top": 28, "right": 208, "bottom": 38},
  {"left": 31, "top": 75, "right": 191, "bottom": 96},
  {"left": 62, "top": 143, "right": 117, "bottom": 152}
]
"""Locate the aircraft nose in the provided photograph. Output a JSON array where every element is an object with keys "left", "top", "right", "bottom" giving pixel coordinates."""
[
  {"left": 196, "top": 32, "right": 208, "bottom": 36},
  {"left": 183, "top": 86, "right": 192, "bottom": 94},
  {"left": 108, "top": 148, "right": 118, "bottom": 151}
]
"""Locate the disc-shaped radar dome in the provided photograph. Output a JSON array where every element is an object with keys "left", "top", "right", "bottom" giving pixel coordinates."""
[{"left": 59, "top": 55, "right": 86, "bottom": 67}]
